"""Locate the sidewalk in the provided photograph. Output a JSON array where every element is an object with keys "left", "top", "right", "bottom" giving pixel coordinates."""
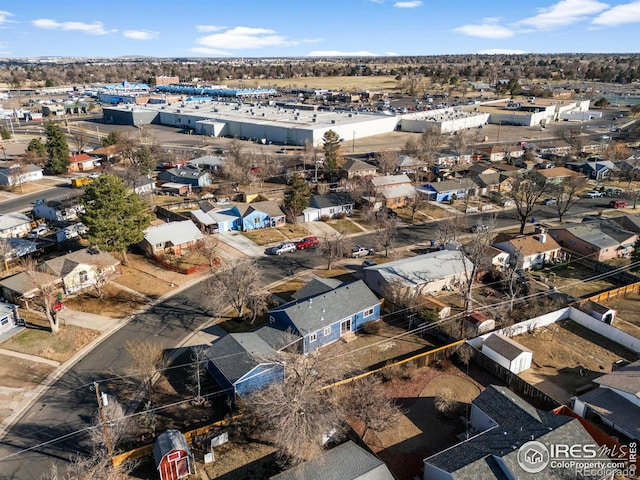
[{"left": 57, "top": 308, "right": 122, "bottom": 332}]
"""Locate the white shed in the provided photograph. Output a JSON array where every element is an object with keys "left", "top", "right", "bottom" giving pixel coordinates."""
[{"left": 482, "top": 333, "right": 532, "bottom": 374}]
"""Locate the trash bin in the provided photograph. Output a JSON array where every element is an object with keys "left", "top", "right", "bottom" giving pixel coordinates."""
[{"left": 531, "top": 217, "right": 537, "bottom": 223}]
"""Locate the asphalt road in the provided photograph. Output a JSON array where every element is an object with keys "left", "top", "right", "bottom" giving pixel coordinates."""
[
  {"left": 0, "top": 194, "right": 612, "bottom": 479},
  {"left": 0, "top": 184, "right": 76, "bottom": 215}
]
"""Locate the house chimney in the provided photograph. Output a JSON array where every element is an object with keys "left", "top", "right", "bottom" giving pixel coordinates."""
[{"left": 538, "top": 233, "right": 547, "bottom": 243}]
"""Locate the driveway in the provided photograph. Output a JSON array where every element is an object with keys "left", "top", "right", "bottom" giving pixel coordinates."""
[
  {"left": 217, "top": 230, "right": 266, "bottom": 257},
  {"left": 303, "top": 220, "right": 340, "bottom": 238}
]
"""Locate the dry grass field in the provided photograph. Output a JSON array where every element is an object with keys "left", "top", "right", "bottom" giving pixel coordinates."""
[{"left": 227, "top": 75, "right": 399, "bottom": 92}]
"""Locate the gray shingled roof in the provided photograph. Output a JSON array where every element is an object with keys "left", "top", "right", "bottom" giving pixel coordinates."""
[
  {"left": 143, "top": 220, "right": 203, "bottom": 246},
  {"left": 371, "top": 174, "right": 412, "bottom": 187},
  {"left": 551, "top": 222, "right": 635, "bottom": 249},
  {"left": 594, "top": 359, "right": 640, "bottom": 396},
  {"left": 342, "top": 157, "right": 377, "bottom": 173},
  {"left": 309, "top": 192, "right": 354, "bottom": 209},
  {"left": 206, "top": 331, "right": 282, "bottom": 385},
  {"left": 153, "top": 429, "right": 190, "bottom": 469},
  {"left": 245, "top": 200, "right": 285, "bottom": 219},
  {"left": 482, "top": 333, "right": 532, "bottom": 361},
  {"left": 43, "top": 248, "right": 119, "bottom": 277},
  {"left": 292, "top": 277, "right": 343, "bottom": 300},
  {"left": 424, "top": 385, "right": 587, "bottom": 479},
  {"left": 427, "top": 178, "right": 478, "bottom": 193},
  {"left": 577, "top": 387, "right": 640, "bottom": 440},
  {"left": 0, "top": 271, "right": 60, "bottom": 295},
  {"left": 269, "top": 280, "right": 379, "bottom": 336},
  {"left": 270, "top": 441, "right": 394, "bottom": 480}
]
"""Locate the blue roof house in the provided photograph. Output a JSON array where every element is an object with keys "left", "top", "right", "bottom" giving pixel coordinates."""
[
  {"left": 205, "top": 325, "right": 289, "bottom": 398},
  {"left": 235, "top": 201, "right": 286, "bottom": 231},
  {"left": 267, "top": 280, "right": 381, "bottom": 354},
  {"left": 416, "top": 178, "right": 478, "bottom": 202}
]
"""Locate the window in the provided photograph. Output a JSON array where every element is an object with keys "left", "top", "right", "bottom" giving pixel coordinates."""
[
  {"left": 309, "top": 333, "right": 317, "bottom": 342},
  {"left": 364, "top": 308, "right": 374, "bottom": 317},
  {"left": 323, "top": 326, "right": 331, "bottom": 336},
  {"left": 0, "top": 317, "right": 8, "bottom": 326},
  {"left": 78, "top": 271, "right": 89, "bottom": 283}
]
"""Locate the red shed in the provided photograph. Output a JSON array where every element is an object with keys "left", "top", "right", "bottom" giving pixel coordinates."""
[{"left": 153, "top": 430, "right": 195, "bottom": 480}]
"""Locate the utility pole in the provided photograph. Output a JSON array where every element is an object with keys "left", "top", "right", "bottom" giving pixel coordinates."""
[{"left": 94, "top": 382, "right": 114, "bottom": 461}]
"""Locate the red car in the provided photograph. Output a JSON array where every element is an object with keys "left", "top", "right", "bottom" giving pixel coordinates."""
[
  {"left": 295, "top": 236, "right": 320, "bottom": 250},
  {"left": 609, "top": 200, "right": 628, "bottom": 208}
]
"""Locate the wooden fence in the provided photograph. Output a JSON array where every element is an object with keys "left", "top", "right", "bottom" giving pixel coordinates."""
[
  {"left": 321, "top": 339, "right": 465, "bottom": 390},
  {"left": 588, "top": 282, "right": 640, "bottom": 303}
]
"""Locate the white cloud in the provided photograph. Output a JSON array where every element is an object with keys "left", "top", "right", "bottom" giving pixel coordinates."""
[
  {"left": 195, "top": 26, "right": 305, "bottom": 50},
  {"left": 307, "top": 50, "right": 380, "bottom": 56},
  {"left": 517, "top": 0, "right": 609, "bottom": 29},
  {"left": 0, "top": 11, "right": 15, "bottom": 25},
  {"left": 454, "top": 20, "right": 514, "bottom": 39},
  {"left": 32, "top": 18, "right": 115, "bottom": 35},
  {"left": 478, "top": 48, "right": 530, "bottom": 54},
  {"left": 195, "top": 25, "right": 225, "bottom": 32},
  {"left": 123, "top": 30, "right": 159, "bottom": 40},
  {"left": 592, "top": 0, "right": 640, "bottom": 25},
  {"left": 394, "top": 1, "right": 422, "bottom": 7}
]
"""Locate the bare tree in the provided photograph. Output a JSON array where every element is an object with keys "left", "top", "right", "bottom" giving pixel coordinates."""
[
  {"left": 20, "top": 258, "right": 61, "bottom": 334},
  {"left": 550, "top": 176, "right": 588, "bottom": 222},
  {"left": 340, "top": 374, "right": 401, "bottom": 440},
  {"left": 71, "top": 129, "right": 88, "bottom": 154},
  {"left": 382, "top": 278, "right": 422, "bottom": 312},
  {"left": 460, "top": 220, "right": 494, "bottom": 316},
  {"left": 506, "top": 170, "right": 550, "bottom": 234},
  {"left": 367, "top": 211, "right": 397, "bottom": 257},
  {"left": 244, "top": 351, "right": 351, "bottom": 465},
  {"left": 435, "top": 387, "right": 457, "bottom": 416},
  {"left": 434, "top": 216, "right": 461, "bottom": 248},
  {"left": 245, "top": 291, "right": 270, "bottom": 325},
  {"left": 319, "top": 234, "right": 350, "bottom": 270},
  {"left": 125, "top": 339, "right": 168, "bottom": 402},
  {"left": 88, "top": 395, "right": 132, "bottom": 451},
  {"left": 188, "top": 346, "right": 209, "bottom": 405},
  {"left": 90, "top": 263, "right": 112, "bottom": 299},
  {"left": 205, "top": 259, "right": 263, "bottom": 318},
  {"left": 194, "top": 236, "right": 220, "bottom": 272},
  {"left": 376, "top": 150, "right": 400, "bottom": 175},
  {"left": 407, "top": 194, "right": 426, "bottom": 223},
  {"left": 7, "top": 160, "right": 28, "bottom": 193}
]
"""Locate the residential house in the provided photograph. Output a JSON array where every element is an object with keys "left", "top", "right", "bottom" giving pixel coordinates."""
[
  {"left": 190, "top": 201, "right": 240, "bottom": 233},
  {"left": 41, "top": 248, "right": 120, "bottom": 294},
  {"left": 267, "top": 280, "right": 381, "bottom": 354},
  {"left": 473, "top": 172, "right": 514, "bottom": 197},
  {"left": 467, "top": 164, "right": 498, "bottom": 176},
  {"left": 141, "top": 220, "right": 203, "bottom": 258},
  {"left": 205, "top": 325, "right": 288, "bottom": 397},
  {"left": 341, "top": 157, "right": 377, "bottom": 178},
  {"left": 303, "top": 192, "right": 354, "bottom": 222},
  {"left": 187, "top": 155, "right": 225, "bottom": 172},
  {"left": 483, "top": 245, "right": 510, "bottom": 272},
  {"left": 33, "top": 198, "right": 84, "bottom": 222},
  {"left": 67, "top": 153, "right": 99, "bottom": 172},
  {"left": 493, "top": 232, "right": 562, "bottom": 270},
  {"left": 369, "top": 174, "right": 415, "bottom": 208},
  {"left": 538, "top": 166, "right": 585, "bottom": 184},
  {"left": 609, "top": 214, "right": 640, "bottom": 234},
  {"left": 157, "top": 165, "right": 212, "bottom": 188},
  {"left": 573, "top": 360, "right": 640, "bottom": 441},
  {"left": 565, "top": 160, "right": 618, "bottom": 181},
  {"left": 423, "top": 385, "right": 605, "bottom": 480},
  {"left": 397, "top": 154, "right": 427, "bottom": 174},
  {"left": 548, "top": 222, "right": 637, "bottom": 261},
  {"left": 0, "top": 163, "right": 43, "bottom": 186},
  {"left": 481, "top": 333, "right": 533, "bottom": 374},
  {"left": 0, "top": 212, "right": 32, "bottom": 238},
  {"left": 290, "top": 276, "right": 342, "bottom": 301},
  {"left": 89, "top": 145, "right": 118, "bottom": 164},
  {"left": 0, "top": 270, "right": 63, "bottom": 308},
  {"left": 271, "top": 441, "right": 394, "bottom": 480},
  {"left": 0, "top": 238, "right": 37, "bottom": 268},
  {"left": 363, "top": 250, "right": 473, "bottom": 297},
  {"left": 475, "top": 145, "right": 525, "bottom": 162},
  {"left": 0, "top": 302, "right": 22, "bottom": 336},
  {"left": 153, "top": 430, "right": 195, "bottom": 480},
  {"left": 121, "top": 174, "right": 156, "bottom": 195},
  {"left": 235, "top": 201, "right": 286, "bottom": 231},
  {"left": 415, "top": 178, "right": 478, "bottom": 202}
]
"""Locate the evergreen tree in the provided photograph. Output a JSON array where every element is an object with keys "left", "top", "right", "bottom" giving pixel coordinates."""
[
  {"left": 0, "top": 126, "right": 11, "bottom": 140},
  {"left": 322, "top": 129, "right": 342, "bottom": 175},
  {"left": 283, "top": 175, "right": 312, "bottom": 221},
  {"left": 26, "top": 138, "right": 46, "bottom": 158},
  {"left": 44, "top": 122, "right": 69, "bottom": 174},
  {"left": 80, "top": 174, "right": 153, "bottom": 265}
]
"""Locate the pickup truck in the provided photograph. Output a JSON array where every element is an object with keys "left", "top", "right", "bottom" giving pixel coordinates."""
[
  {"left": 351, "top": 245, "right": 374, "bottom": 258},
  {"left": 295, "top": 236, "right": 319, "bottom": 250}
]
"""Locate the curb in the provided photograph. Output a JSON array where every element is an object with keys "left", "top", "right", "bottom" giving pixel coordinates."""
[{"left": 0, "top": 272, "right": 211, "bottom": 442}]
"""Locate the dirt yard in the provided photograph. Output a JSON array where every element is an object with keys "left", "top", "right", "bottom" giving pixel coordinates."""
[
  {"left": 601, "top": 293, "right": 640, "bottom": 338},
  {"left": 363, "top": 361, "right": 483, "bottom": 480},
  {"left": 515, "top": 320, "right": 639, "bottom": 404},
  {"left": 0, "top": 354, "right": 55, "bottom": 423},
  {"left": 63, "top": 284, "right": 150, "bottom": 318},
  {"left": 533, "top": 264, "right": 622, "bottom": 299}
]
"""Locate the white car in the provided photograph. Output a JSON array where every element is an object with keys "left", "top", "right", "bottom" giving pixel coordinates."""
[
  {"left": 265, "top": 242, "right": 296, "bottom": 255},
  {"left": 29, "top": 224, "right": 49, "bottom": 237},
  {"left": 584, "top": 191, "right": 604, "bottom": 198}
]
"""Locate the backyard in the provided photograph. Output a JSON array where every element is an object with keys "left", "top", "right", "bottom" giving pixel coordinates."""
[
  {"left": 530, "top": 263, "right": 622, "bottom": 299},
  {"left": 515, "top": 320, "right": 639, "bottom": 404},
  {"left": 601, "top": 293, "right": 640, "bottom": 338}
]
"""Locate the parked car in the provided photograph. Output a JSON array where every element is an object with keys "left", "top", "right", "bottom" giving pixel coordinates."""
[
  {"left": 265, "top": 242, "right": 296, "bottom": 255},
  {"left": 584, "top": 191, "right": 604, "bottom": 198},
  {"left": 362, "top": 259, "right": 377, "bottom": 267},
  {"left": 351, "top": 245, "right": 375, "bottom": 258},
  {"left": 541, "top": 197, "right": 557, "bottom": 206},
  {"left": 609, "top": 200, "right": 628, "bottom": 208},
  {"left": 605, "top": 188, "right": 623, "bottom": 197},
  {"left": 470, "top": 224, "right": 488, "bottom": 233},
  {"left": 295, "top": 236, "right": 319, "bottom": 250},
  {"left": 29, "top": 224, "right": 49, "bottom": 237}
]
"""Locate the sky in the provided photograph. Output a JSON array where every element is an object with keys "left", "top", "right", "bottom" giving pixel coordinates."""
[{"left": 0, "top": 0, "right": 639, "bottom": 58}]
